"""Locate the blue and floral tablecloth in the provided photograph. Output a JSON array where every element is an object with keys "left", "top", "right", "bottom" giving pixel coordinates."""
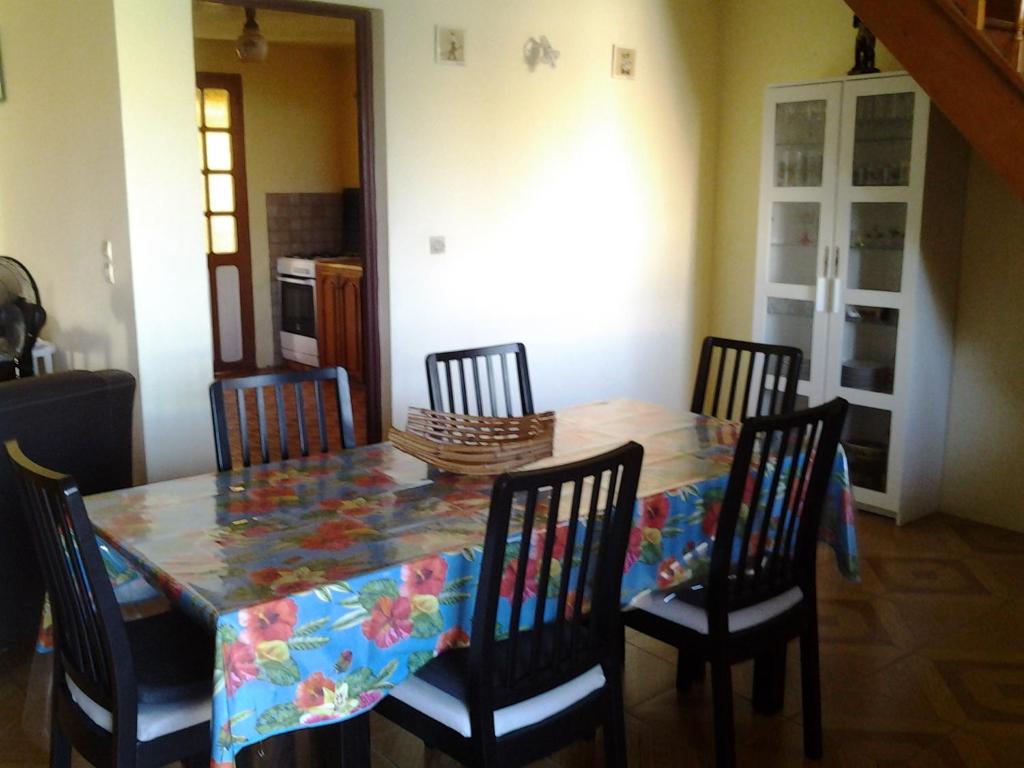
[{"left": 75, "top": 400, "right": 856, "bottom": 766}]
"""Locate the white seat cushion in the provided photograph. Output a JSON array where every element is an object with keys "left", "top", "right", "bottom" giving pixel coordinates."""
[
  {"left": 389, "top": 664, "right": 606, "bottom": 739},
  {"left": 627, "top": 586, "right": 804, "bottom": 635},
  {"left": 66, "top": 675, "right": 210, "bottom": 742}
]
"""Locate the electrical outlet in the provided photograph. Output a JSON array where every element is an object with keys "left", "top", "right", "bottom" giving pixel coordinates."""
[{"left": 429, "top": 236, "right": 446, "bottom": 255}]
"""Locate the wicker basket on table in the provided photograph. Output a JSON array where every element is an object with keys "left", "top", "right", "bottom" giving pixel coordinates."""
[{"left": 389, "top": 408, "right": 556, "bottom": 475}]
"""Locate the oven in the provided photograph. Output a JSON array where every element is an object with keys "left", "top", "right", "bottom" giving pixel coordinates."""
[{"left": 278, "top": 257, "right": 319, "bottom": 366}]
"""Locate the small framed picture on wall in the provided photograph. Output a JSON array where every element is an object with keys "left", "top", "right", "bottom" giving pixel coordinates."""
[
  {"left": 436, "top": 26, "right": 466, "bottom": 65},
  {"left": 612, "top": 45, "right": 636, "bottom": 80}
]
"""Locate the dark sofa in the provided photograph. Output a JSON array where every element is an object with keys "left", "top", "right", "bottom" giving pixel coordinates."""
[{"left": 0, "top": 370, "right": 135, "bottom": 654}]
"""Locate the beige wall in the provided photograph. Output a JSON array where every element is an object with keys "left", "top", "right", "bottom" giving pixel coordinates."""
[
  {"left": 341, "top": 0, "right": 721, "bottom": 421},
  {"left": 0, "top": 0, "right": 147, "bottom": 476},
  {"left": 0, "top": 0, "right": 139, "bottom": 375},
  {"left": 711, "top": 0, "right": 1024, "bottom": 531},
  {"left": 194, "top": 39, "right": 360, "bottom": 367},
  {"left": 940, "top": 158, "right": 1024, "bottom": 532}
]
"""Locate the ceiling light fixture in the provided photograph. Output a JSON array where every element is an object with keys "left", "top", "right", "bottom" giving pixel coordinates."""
[{"left": 236, "top": 7, "right": 268, "bottom": 63}]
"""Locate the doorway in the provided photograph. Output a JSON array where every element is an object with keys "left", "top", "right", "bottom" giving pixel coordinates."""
[{"left": 192, "top": 0, "right": 383, "bottom": 444}]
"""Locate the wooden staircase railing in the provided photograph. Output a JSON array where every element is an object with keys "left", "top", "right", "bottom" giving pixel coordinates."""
[
  {"left": 847, "top": 0, "right": 1024, "bottom": 199},
  {"left": 956, "top": 0, "right": 1024, "bottom": 72}
]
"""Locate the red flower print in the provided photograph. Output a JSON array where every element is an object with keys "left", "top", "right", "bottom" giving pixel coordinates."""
[
  {"left": 499, "top": 557, "right": 539, "bottom": 602},
  {"left": 401, "top": 555, "right": 448, "bottom": 598},
  {"left": 532, "top": 525, "right": 570, "bottom": 562},
  {"left": 222, "top": 641, "right": 259, "bottom": 697},
  {"left": 358, "top": 690, "right": 383, "bottom": 710},
  {"left": 642, "top": 495, "right": 670, "bottom": 530},
  {"left": 623, "top": 526, "right": 643, "bottom": 571},
  {"left": 300, "top": 518, "right": 376, "bottom": 550},
  {"left": 361, "top": 596, "right": 413, "bottom": 648},
  {"left": 239, "top": 598, "right": 299, "bottom": 646},
  {"left": 703, "top": 500, "right": 721, "bottom": 537},
  {"left": 435, "top": 626, "right": 470, "bottom": 654},
  {"left": 295, "top": 671, "right": 335, "bottom": 711}
]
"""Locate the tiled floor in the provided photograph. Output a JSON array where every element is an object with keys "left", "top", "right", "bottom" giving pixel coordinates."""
[{"left": 2, "top": 512, "right": 1022, "bottom": 767}]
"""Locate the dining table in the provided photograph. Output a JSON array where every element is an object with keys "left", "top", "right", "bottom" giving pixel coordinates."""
[{"left": 71, "top": 399, "right": 858, "bottom": 766}]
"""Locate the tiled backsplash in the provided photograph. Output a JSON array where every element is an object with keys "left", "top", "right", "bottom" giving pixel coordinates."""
[{"left": 267, "top": 193, "right": 346, "bottom": 364}]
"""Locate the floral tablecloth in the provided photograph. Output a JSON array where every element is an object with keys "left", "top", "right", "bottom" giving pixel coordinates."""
[{"left": 77, "top": 400, "right": 856, "bottom": 765}]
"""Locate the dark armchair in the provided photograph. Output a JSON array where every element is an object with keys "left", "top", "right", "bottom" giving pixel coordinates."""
[{"left": 0, "top": 370, "right": 136, "bottom": 654}]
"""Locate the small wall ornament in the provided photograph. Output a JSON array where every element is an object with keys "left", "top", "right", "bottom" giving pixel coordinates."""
[
  {"left": 612, "top": 45, "right": 636, "bottom": 80},
  {"left": 436, "top": 26, "right": 466, "bottom": 65},
  {"left": 524, "top": 36, "right": 559, "bottom": 71}
]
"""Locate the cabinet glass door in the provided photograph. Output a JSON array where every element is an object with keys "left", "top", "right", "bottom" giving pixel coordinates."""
[
  {"left": 829, "top": 78, "right": 926, "bottom": 504},
  {"left": 755, "top": 82, "right": 842, "bottom": 405}
]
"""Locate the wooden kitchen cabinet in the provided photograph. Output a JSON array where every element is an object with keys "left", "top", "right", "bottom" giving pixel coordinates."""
[{"left": 316, "top": 260, "right": 363, "bottom": 381}]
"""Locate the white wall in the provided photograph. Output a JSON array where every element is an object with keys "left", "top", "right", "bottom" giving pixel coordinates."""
[
  {"left": 337, "top": 0, "right": 721, "bottom": 424},
  {"left": 112, "top": 0, "right": 216, "bottom": 480}
]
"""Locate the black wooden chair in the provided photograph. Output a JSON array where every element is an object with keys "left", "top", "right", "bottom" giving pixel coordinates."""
[
  {"left": 624, "top": 398, "right": 848, "bottom": 767},
  {"left": 376, "top": 442, "right": 644, "bottom": 767},
  {"left": 5, "top": 439, "right": 212, "bottom": 768},
  {"left": 426, "top": 343, "right": 534, "bottom": 417},
  {"left": 209, "top": 366, "right": 356, "bottom": 471},
  {"left": 691, "top": 337, "right": 803, "bottom": 421}
]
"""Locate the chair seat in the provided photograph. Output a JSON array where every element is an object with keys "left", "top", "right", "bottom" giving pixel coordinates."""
[
  {"left": 628, "top": 586, "right": 804, "bottom": 635},
  {"left": 65, "top": 610, "right": 212, "bottom": 741},
  {"left": 390, "top": 660, "right": 606, "bottom": 739}
]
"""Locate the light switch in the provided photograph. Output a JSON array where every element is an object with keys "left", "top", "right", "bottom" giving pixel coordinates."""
[{"left": 429, "top": 236, "right": 446, "bottom": 255}]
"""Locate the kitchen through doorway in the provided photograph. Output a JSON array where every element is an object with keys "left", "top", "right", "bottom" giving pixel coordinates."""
[{"left": 192, "top": 0, "right": 382, "bottom": 445}]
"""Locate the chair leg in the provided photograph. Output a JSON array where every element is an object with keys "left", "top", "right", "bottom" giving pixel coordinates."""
[
  {"left": 752, "top": 643, "right": 787, "bottom": 715},
  {"left": 799, "top": 622, "right": 823, "bottom": 759},
  {"left": 710, "top": 658, "right": 736, "bottom": 768},
  {"left": 48, "top": 721, "right": 71, "bottom": 768},
  {"left": 675, "top": 648, "right": 705, "bottom": 692},
  {"left": 603, "top": 685, "right": 628, "bottom": 767}
]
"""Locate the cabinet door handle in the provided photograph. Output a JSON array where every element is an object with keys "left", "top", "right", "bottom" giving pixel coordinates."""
[
  {"left": 822, "top": 245, "right": 831, "bottom": 278},
  {"left": 831, "top": 247, "right": 843, "bottom": 313},
  {"left": 832, "top": 246, "right": 841, "bottom": 280},
  {"left": 816, "top": 246, "right": 829, "bottom": 312}
]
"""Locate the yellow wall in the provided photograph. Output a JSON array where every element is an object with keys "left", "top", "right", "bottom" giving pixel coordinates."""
[
  {"left": 711, "top": 0, "right": 899, "bottom": 339},
  {"left": 193, "top": 39, "right": 360, "bottom": 367},
  {"left": 940, "top": 157, "right": 1024, "bottom": 531},
  {"left": 711, "top": 0, "right": 1024, "bottom": 531}
]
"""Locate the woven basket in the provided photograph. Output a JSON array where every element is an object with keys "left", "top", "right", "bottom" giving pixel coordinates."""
[{"left": 389, "top": 408, "right": 555, "bottom": 475}]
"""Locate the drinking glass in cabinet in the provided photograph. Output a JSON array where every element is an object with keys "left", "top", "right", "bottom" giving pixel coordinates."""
[
  {"left": 769, "top": 202, "right": 819, "bottom": 285},
  {"left": 852, "top": 92, "right": 914, "bottom": 187},
  {"left": 765, "top": 297, "right": 813, "bottom": 381},
  {"left": 841, "top": 305, "right": 898, "bottom": 394},
  {"left": 847, "top": 202, "right": 906, "bottom": 292},
  {"left": 842, "top": 404, "right": 891, "bottom": 493},
  {"left": 774, "top": 100, "right": 826, "bottom": 188}
]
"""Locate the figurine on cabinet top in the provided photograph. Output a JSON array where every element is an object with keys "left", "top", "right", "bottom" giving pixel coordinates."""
[{"left": 849, "top": 15, "right": 880, "bottom": 75}]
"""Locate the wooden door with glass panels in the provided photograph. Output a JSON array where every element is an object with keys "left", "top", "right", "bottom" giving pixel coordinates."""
[{"left": 197, "top": 73, "right": 255, "bottom": 373}]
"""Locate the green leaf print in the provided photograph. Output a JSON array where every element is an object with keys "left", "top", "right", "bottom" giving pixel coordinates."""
[
  {"left": 255, "top": 702, "right": 303, "bottom": 735},
  {"left": 357, "top": 579, "right": 400, "bottom": 612},
  {"left": 260, "top": 658, "right": 302, "bottom": 686},
  {"left": 441, "top": 575, "right": 474, "bottom": 594},
  {"left": 287, "top": 636, "right": 330, "bottom": 651},
  {"left": 342, "top": 667, "right": 377, "bottom": 698},
  {"left": 640, "top": 540, "right": 662, "bottom": 565},
  {"left": 294, "top": 617, "right": 329, "bottom": 636},
  {"left": 331, "top": 608, "right": 370, "bottom": 631},
  {"left": 439, "top": 592, "right": 471, "bottom": 605},
  {"left": 411, "top": 610, "right": 445, "bottom": 638},
  {"left": 408, "top": 651, "right": 434, "bottom": 674}
]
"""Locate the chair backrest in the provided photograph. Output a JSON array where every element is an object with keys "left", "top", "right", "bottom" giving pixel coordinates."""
[
  {"left": 209, "top": 366, "right": 356, "bottom": 471},
  {"left": 0, "top": 369, "right": 135, "bottom": 654},
  {"left": 706, "top": 398, "right": 847, "bottom": 628},
  {"left": 691, "top": 337, "right": 803, "bottom": 421},
  {"left": 4, "top": 439, "right": 137, "bottom": 741},
  {"left": 426, "top": 343, "right": 533, "bottom": 417},
  {"left": 468, "top": 442, "right": 643, "bottom": 736}
]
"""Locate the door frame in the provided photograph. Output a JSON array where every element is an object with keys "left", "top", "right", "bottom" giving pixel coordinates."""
[{"left": 197, "top": 0, "right": 385, "bottom": 444}]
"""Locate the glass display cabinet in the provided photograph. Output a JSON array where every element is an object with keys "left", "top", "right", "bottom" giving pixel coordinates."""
[{"left": 753, "top": 73, "right": 968, "bottom": 524}]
